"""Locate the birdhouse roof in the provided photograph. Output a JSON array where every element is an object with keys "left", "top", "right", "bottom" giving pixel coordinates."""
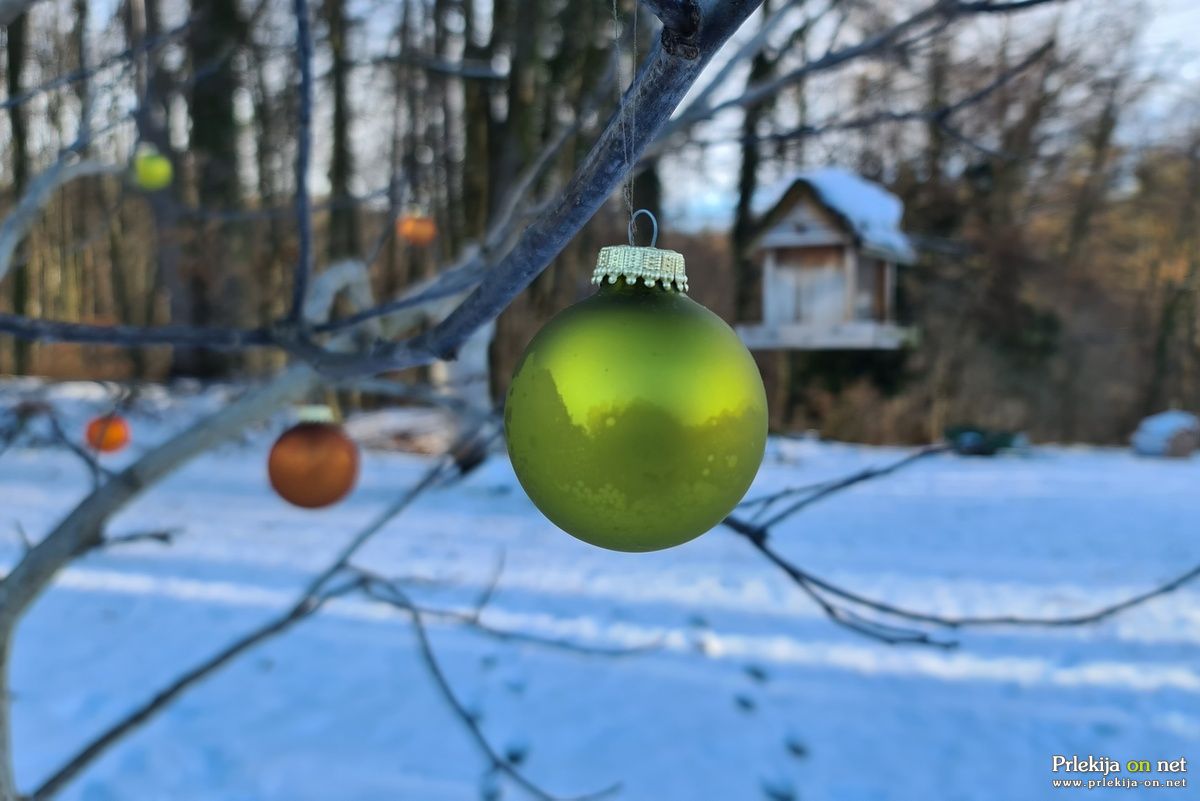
[{"left": 752, "top": 167, "right": 917, "bottom": 264}]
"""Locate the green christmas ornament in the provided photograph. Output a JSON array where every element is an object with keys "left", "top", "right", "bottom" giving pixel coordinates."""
[
  {"left": 505, "top": 212, "right": 768, "bottom": 552},
  {"left": 132, "top": 144, "right": 173, "bottom": 191}
]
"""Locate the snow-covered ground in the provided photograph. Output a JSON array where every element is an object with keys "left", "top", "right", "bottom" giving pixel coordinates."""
[{"left": 2, "top": 381, "right": 1198, "bottom": 801}]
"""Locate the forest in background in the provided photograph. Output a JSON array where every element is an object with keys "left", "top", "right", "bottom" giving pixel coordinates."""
[{"left": 1, "top": 0, "right": 1197, "bottom": 444}]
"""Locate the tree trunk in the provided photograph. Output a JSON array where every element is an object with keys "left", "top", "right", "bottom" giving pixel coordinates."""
[
  {"left": 461, "top": 0, "right": 492, "bottom": 240},
  {"left": 6, "top": 12, "right": 31, "bottom": 375},
  {"left": 324, "top": 0, "right": 359, "bottom": 260},
  {"left": 174, "top": 0, "right": 244, "bottom": 378},
  {"left": 731, "top": 0, "right": 777, "bottom": 323}
]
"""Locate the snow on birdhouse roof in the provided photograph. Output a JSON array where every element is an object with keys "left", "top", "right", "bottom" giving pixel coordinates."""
[{"left": 753, "top": 166, "right": 917, "bottom": 264}]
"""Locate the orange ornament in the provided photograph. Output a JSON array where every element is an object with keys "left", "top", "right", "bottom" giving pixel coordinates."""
[
  {"left": 85, "top": 414, "right": 131, "bottom": 453},
  {"left": 267, "top": 422, "right": 360, "bottom": 509},
  {"left": 397, "top": 214, "right": 437, "bottom": 247}
]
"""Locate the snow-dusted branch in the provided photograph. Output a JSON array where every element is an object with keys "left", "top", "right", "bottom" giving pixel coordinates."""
[{"left": 739, "top": 446, "right": 949, "bottom": 531}]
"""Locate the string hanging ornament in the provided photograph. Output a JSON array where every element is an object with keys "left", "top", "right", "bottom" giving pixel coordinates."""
[{"left": 504, "top": 8, "right": 768, "bottom": 552}]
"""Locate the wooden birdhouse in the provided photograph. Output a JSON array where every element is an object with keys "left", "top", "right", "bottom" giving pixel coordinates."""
[{"left": 736, "top": 167, "right": 916, "bottom": 350}]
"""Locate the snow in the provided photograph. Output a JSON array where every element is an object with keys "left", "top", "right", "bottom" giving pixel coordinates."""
[
  {"left": 1132, "top": 410, "right": 1200, "bottom": 457},
  {"left": 2, "top": 382, "right": 1199, "bottom": 801},
  {"left": 753, "top": 167, "right": 917, "bottom": 264}
]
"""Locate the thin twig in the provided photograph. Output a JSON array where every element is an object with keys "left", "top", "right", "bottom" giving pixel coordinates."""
[
  {"left": 349, "top": 565, "right": 656, "bottom": 658},
  {"left": 754, "top": 445, "right": 948, "bottom": 530},
  {"left": 42, "top": 410, "right": 112, "bottom": 489},
  {"left": 661, "top": 0, "right": 1065, "bottom": 138},
  {"left": 702, "top": 38, "right": 1054, "bottom": 150},
  {"left": 12, "top": 523, "right": 32, "bottom": 554},
  {"left": 365, "top": 580, "right": 623, "bottom": 801},
  {"left": 96, "top": 528, "right": 181, "bottom": 550},
  {"left": 800, "top": 559, "right": 1200, "bottom": 629},
  {"left": 0, "top": 19, "right": 193, "bottom": 112},
  {"left": 723, "top": 446, "right": 1200, "bottom": 648},
  {"left": 28, "top": 581, "right": 361, "bottom": 801}
]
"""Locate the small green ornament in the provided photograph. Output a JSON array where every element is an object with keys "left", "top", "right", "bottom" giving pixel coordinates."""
[
  {"left": 505, "top": 216, "right": 768, "bottom": 552},
  {"left": 133, "top": 144, "right": 173, "bottom": 191}
]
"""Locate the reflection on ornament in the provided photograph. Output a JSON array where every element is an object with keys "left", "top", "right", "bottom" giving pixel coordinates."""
[
  {"left": 85, "top": 414, "right": 131, "bottom": 454},
  {"left": 505, "top": 212, "right": 768, "bottom": 552},
  {"left": 268, "top": 409, "right": 359, "bottom": 509}
]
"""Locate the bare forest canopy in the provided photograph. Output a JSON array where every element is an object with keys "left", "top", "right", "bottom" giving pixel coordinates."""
[{"left": 0, "top": 0, "right": 1197, "bottom": 445}]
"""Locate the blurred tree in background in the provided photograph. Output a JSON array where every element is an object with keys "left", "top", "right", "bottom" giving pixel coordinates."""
[{"left": 0, "top": 0, "right": 1196, "bottom": 443}]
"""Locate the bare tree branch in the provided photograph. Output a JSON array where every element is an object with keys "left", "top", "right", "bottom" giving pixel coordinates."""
[
  {"left": 364, "top": 580, "right": 623, "bottom": 801},
  {"left": 0, "top": 315, "right": 277, "bottom": 350},
  {"left": 659, "top": 0, "right": 1067, "bottom": 144},
  {"left": 28, "top": 580, "right": 362, "bottom": 801},
  {"left": 0, "top": 261, "right": 379, "bottom": 639},
  {"left": 96, "top": 528, "right": 182, "bottom": 550},
  {"left": 651, "top": 0, "right": 819, "bottom": 150},
  {"left": 373, "top": 52, "right": 508, "bottom": 81},
  {"left": 29, "top": 440, "right": 465, "bottom": 801},
  {"left": 702, "top": 38, "right": 1054, "bottom": 148},
  {"left": 957, "top": 0, "right": 1062, "bottom": 11},
  {"left": 350, "top": 565, "right": 658, "bottom": 658},
  {"left": 0, "top": 51, "right": 617, "bottom": 355},
  {"left": 723, "top": 447, "right": 1200, "bottom": 648},
  {"left": 752, "top": 445, "right": 948, "bottom": 530},
  {"left": 31, "top": 423, "right": 635, "bottom": 801},
  {"left": 0, "top": 20, "right": 192, "bottom": 111}
]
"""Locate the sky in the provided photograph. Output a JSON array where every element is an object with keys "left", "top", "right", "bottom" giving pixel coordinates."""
[{"left": 1145, "top": 0, "right": 1200, "bottom": 82}]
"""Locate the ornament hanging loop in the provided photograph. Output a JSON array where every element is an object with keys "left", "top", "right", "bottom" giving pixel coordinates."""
[{"left": 628, "top": 209, "right": 659, "bottom": 248}]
